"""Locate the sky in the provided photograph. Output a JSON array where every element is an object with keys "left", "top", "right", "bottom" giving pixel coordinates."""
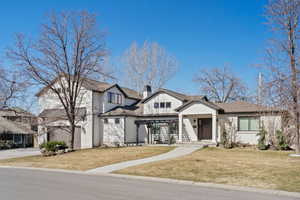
[{"left": 0, "top": 0, "right": 270, "bottom": 96}]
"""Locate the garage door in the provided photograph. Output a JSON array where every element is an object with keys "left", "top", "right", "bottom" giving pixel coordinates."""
[{"left": 47, "top": 126, "right": 81, "bottom": 149}]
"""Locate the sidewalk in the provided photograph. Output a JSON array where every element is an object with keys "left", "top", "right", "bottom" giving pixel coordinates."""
[{"left": 87, "top": 145, "right": 202, "bottom": 174}]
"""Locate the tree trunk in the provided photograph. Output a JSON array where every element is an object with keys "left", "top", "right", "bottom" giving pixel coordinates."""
[{"left": 70, "top": 123, "right": 75, "bottom": 150}]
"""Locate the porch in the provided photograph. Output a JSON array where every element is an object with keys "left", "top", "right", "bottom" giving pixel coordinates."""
[
  {"left": 178, "top": 114, "right": 217, "bottom": 143},
  {"left": 135, "top": 118, "right": 179, "bottom": 144}
]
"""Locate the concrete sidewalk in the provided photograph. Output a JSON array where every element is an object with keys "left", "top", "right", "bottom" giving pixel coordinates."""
[
  {"left": 0, "top": 148, "right": 40, "bottom": 160},
  {"left": 87, "top": 145, "right": 202, "bottom": 174}
]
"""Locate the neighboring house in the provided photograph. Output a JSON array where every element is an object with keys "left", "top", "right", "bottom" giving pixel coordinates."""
[
  {"left": 37, "top": 77, "right": 282, "bottom": 149},
  {"left": 0, "top": 107, "right": 37, "bottom": 147}
]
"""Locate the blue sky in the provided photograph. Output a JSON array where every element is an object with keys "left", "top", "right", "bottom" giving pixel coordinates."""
[{"left": 0, "top": 0, "right": 269, "bottom": 95}]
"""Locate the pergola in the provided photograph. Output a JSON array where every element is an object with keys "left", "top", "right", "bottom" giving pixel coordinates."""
[{"left": 134, "top": 119, "right": 178, "bottom": 145}]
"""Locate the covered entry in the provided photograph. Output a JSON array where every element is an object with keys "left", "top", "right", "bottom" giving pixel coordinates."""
[{"left": 135, "top": 119, "right": 178, "bottom": 144}]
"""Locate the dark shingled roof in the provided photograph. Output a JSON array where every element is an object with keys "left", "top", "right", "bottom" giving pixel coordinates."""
[
  {"left": 0, "top": 117, "right": 36, "bottom": 135},
  {"left": 36, "top": 76, "right": 141, "bottom": 100},
  {"left": 100, "top": 102, "right": 143, "bottom": 117},
  {"left": 214, "top": 101, "right": 282, "bottom": 113},
  {"left": 39, "top": 108, "right": 87, "bottom": 119},
  {"left": 0, "top": 107, "right": 35, "bottom": 117}
]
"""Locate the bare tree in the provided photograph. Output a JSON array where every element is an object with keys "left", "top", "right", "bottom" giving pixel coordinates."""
[
  {"left": 7, "top": 11, "right": 107, "bottom": 149},
  {"left": 264, "top": 0, "right": 300, "bottom": 154},
  {"left": 122, "top": 41, "right": 178, "bottom": 93},
  {"left": 0, "top": 67, "right": 30, "bottom": 109},
  {"left": 193, "top": 65, "right": 248, "bottom": 103}
]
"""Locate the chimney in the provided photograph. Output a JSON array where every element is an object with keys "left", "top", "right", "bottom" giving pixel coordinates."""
[{"left": 143, "top": 85, "right": 152, "bottom": 99}]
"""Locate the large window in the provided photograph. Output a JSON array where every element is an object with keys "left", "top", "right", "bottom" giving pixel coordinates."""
[
  {"left": 238, "top": 116, "right": 259, "bottom": 131},
  {"left": 108, "top": 92, "right": 122, "bottom": 104}
]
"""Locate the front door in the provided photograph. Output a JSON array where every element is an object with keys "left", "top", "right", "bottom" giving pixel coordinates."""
[{"left": 198, "top": 118, "right": 212, "bottom": 140}]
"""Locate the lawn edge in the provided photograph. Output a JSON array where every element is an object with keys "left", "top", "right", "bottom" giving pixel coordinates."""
[{"left": 0, "top": 165, "right": 299, "bottom": 198}]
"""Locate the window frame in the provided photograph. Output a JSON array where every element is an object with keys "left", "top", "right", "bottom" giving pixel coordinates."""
[
  {"left": 154, "top": 102, "right": 159, "bottom": 108},
  {"left": 160, "top": 102, "right": 165, "bottom": 108},
  {"left": 115, "top": 118, "right": 120, "bottom": 124},
  {"left": 104, "top": 118, "right": 108, "bottom": 124},
  {"left": 238, "top": 116, "right": 260, "bottom": 131}
]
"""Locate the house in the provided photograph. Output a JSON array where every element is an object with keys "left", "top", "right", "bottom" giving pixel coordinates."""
[
  {"left": 0, "top": 107, "right": 37, "bottom": 148},
  {"left": 37, "top": 77, "right": 282, "bottom": 149}
]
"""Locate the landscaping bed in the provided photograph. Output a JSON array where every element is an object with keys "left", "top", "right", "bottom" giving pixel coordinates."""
[
  {"left": 0, "top": 146, "right": 174, "bottom": 171},
  {"left": 116, "top": 147, "right": 300, "bottom": 192}
]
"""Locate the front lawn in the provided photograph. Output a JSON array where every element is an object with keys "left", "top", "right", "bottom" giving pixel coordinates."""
[
  {"left": 0, "top": 146, "right": 174, "bottom": 171},
  {"left": 116, "top": 147, "right": 300, "bottom": 192}
]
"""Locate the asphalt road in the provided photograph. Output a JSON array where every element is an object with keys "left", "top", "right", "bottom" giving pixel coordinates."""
[{"left": 0, "top": 168, "right": 298, "bottom": 200}]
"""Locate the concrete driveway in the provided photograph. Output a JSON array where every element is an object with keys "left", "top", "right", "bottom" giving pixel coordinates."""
[
  {"left": 0, "top": 168, "right": 298, "bottom": 200},
  {"left": 0, "top": 148, "right": 40, "bottom": 160}
]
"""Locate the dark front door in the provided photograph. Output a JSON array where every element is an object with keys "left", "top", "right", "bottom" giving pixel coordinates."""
[{"left": 198, "top": 118, "right": 212, "bottom": 140}]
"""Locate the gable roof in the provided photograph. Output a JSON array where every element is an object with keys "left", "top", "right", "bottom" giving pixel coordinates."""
[
  {"left": 35, "top": 76, "right": 141, "bottom": 100},
  {"left": 141, "top": 88, "right": 206, "bottom": 103},
  {"left": 175, "top": 100, "right": 223, "bottom": 112},
  {"left": 215, "top": 101, "right": 282, "bottom": 113}
]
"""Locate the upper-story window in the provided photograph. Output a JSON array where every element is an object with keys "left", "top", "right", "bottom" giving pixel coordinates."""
[
  {"left": 154, "top": 102, "right": 172, "bottom": 109},
  {"left": 108, "top": 92, "right": 122, "bottom": 104},
  {"left": 166, "top": 102, "right": 171, "bottom": 108}
]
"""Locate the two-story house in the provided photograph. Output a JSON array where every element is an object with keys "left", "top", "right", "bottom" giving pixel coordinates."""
[{"left": 37, "top": 77, "right": 283, "bottom": 149}]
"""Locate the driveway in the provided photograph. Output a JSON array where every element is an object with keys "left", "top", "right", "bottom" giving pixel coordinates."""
[
  {"left": 0, "top": 148, "right": 40, "bottom": 160},
  {"left": 0, "top": 168, "right": 298, "bottom": 200}
]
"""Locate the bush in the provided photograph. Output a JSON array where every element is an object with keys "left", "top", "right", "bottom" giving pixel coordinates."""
[
  {"left": 40, "top": 141, "right": 68, "bottom": 152},
  {"left": 257, "top": 128, "right": 269, "bottom": 150},
  {"left": 275, "top": 130, "right": 290, "bottom": 150}
]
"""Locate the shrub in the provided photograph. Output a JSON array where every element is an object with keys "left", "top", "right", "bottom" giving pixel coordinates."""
[
  {"left": 39, "top": 141, "right": 68, "bottom": 152},
  {"left": 257, "top": 128, "right": 268, "bottom": 150},
  {"left": 275, "top": 130, "right": 290, "bottom": 150}
]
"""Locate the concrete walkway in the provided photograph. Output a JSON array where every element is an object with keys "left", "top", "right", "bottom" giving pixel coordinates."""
[
  {"left": 87, "top": 145, "right": 202, "bottom": 174},
  {"left": 0, "top": 148, "right": 40, "bottom": 160}
]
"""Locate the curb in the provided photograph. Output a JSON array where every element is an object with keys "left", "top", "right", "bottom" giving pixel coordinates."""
[{"left": 0, "top": 165, "right": 300, "bottom": 198}]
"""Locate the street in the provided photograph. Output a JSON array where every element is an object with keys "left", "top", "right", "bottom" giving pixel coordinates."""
[{"left": 0, "top": 168, "right": 298, "bottom": 200}]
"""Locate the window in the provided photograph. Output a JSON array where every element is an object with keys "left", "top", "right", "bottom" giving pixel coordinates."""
[
  {"left": 160, "top": 102, "right": 165, "bottom": 108},
  {"left": 154, "top": 102, "right": 159, "bottom": 108},
  {"left": 104, "top": 118, "right": 108, "bottom": 124},
  {"left": 238, "top": 117, "right": 259, "bottom": 131},
  {"left": 108, "top": 92, "right": 122, "bottom": 104},
  {"left": 115, "top": 118, "right": 120, "bottom": 124},
  {"left": 116, "top": 94, "right": 122, "bottom": 104},
  {"left": 166, "top": 102, "right": 171, "bottom": 108},
  {"left": 108, "top": 92, "right": 114, "bottom": 103}
]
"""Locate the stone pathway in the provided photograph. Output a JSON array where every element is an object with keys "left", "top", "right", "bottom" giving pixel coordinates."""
[{"left": 87, "top": 145, "right": 202, "bottom": 174}]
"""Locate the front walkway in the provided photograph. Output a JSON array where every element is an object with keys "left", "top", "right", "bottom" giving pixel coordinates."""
[
  {"left": 0, "top": 148, "right": 40, "bottom": 160},
  {"left": 87, "top": 145, "right": 202, "bottom": 174}
]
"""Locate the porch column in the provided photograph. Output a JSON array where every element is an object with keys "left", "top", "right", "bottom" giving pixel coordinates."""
[
  {"left": 178, "top": 114, "right": 183, "bottom": 142},
  {"left": 212, "top": 114, "right": 217, "bottom": 143}
]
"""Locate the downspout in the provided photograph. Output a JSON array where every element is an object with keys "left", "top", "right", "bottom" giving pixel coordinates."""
[
  {"left": 91, "top": 92, "right": 94, "bottom": 148},
  {"left": 124, "top": 116, "right": 127, "bottom": 145}
]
